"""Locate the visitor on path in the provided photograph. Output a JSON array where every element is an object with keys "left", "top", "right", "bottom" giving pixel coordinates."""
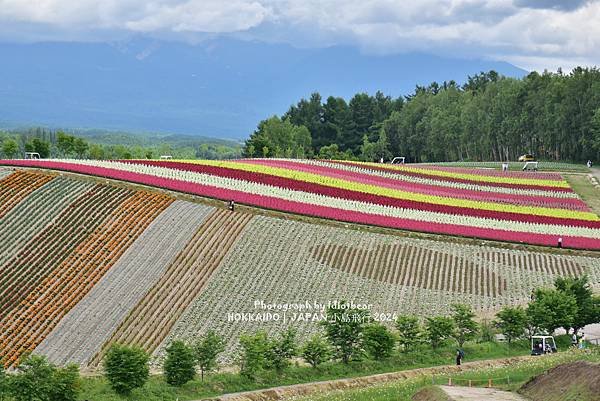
[
  {"left": 572, "top": 332, "right": 578, "bottom": 347},
  {"left": 587, "top": 160, "right": 592, "bottom": 168},
  {"left": 456, "top": 349, "right": 464, "bottom": 365},
  {"left": 228, "top": 200, "right": 235, "bottom": 212}
]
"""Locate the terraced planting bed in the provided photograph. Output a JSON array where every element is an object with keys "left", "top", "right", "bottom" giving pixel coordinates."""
[
  {"left": 156, "top": 215, "right": 600, "bottom": 363},
  {"left": 2, "top": 158, "right": 598, "bottom": 249},
  {"left": 35, "top": 201, "right": 214, "bottom": 367}
]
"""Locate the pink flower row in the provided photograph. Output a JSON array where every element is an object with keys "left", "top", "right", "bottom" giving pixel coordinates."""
[{"left": 3, "top": 160, "right": 599, "bottom": 250}]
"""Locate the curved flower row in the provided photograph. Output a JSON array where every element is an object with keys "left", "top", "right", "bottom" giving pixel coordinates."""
[
  {"left": 331, "top": 160, "right": 572, "bottom": 191},
  {"left": 237, "top": 159, "right": 588, "bottom": 211},
  {"left": 176, "top": 159, "right": 596, "bottom": 221},
  {"left": 122, "top": 160, "right": 598, "bottom": 228},
  {"left": 298, "top": 159, "right": 580, "bottom": 199},
  {"left": 1, "top": 159, "right": 599, "bottom": 250}
]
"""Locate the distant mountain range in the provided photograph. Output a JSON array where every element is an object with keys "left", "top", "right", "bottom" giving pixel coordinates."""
[{"left": 0, "top": 38, "right": 527, "bottom": 140}]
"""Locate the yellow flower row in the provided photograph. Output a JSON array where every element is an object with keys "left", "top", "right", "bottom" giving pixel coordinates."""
[{"left": 173, "top": 160, "right": 598, "bottom": 221}]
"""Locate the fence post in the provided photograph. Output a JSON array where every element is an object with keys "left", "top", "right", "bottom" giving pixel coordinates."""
[
  {"left": 432, "top": 375, "right": 435, "bottom": 385},
  {"left": 468, "top": 380, "right": 472, "bottom": 387},
  {"left": 448, "top": 377, "right": 452, "bottom": 386},
  {"left": 488, "top": 378, "right": 492, "bottom": 388}
]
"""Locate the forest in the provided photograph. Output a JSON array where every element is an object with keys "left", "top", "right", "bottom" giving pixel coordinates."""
[{"left": 245, "top": 68, "right": 600, "bottom": 163}]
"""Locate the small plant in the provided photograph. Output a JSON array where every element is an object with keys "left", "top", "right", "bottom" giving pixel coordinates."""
[
  {"left": 265, "top": 328, "right": 298, "bottom": 371},
  {"left": 451, "top": 304, "right": 479, "bottom": 347},
  {"left": 238, "top": 331, "right": 270, "bottom": 380},
  {"left": 425, "top": 316, "right": 455, "bottom": 349},
  {"left": 495, "top": 306, "right": 527, "bottom": 344},
  {"left": 104, "top": 344, "right": 149, "bottom": 395}
]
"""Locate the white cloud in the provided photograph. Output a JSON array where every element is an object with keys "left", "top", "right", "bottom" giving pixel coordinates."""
[{"left": 0, "top": 0, "right": 598, "bottom": 71}]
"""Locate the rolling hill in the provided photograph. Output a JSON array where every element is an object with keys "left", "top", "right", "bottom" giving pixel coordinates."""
[{"left": 0, "top": 161, "right": 599, "bottom": 369}]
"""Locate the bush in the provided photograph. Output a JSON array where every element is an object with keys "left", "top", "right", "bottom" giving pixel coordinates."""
[
  {"left": 495, "top": 306, "right": 527, "bottom": 344},
  {"left": 195, "top": 331, "right": 225, "bottom": 381},
  {"left": 451, "top": 304, "right": 478, "bottom": 347},
  {"left": 363, "top": 323, "right": 396, "bottom": 360},
  {"left": 238, "top": 331, "right": 270, "bottom": 379},
  {"left": 265, "top": 328, "right": 298, "bottom": 371},
  {"left": 164, "top": 341, "right": 196, "bottom": 386},
  {"left": 7, "top": 354, "right": 80, "bottom": 401},
  {"left": 321, "top": 301, "right": 370, "bottom": 363},
  {"left": 301, "top": 334, "right": 332, "bottom": 368},
  {"left": 395, "top": 315, "right": 423, "bottom": 352},
  {"left": 425, "top": 316, "right": 455, "bottom": 349},
  {"left": 104, "top": 344, "right": 149, "bottom": 395}
]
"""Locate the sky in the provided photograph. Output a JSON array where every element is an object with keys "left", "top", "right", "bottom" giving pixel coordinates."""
[{"left": 0, "top": 0, "right": 598, "bottom": 71}]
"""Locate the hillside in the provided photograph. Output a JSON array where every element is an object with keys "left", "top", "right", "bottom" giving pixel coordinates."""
[
  {"left": 0, "top": 163, "right": 599, "bottom": 370},
  {"left": 519, "top": 361, "right": 600, "bottom": 401}
]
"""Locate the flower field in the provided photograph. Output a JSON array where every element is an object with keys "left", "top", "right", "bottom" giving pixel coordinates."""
[
  {"left": 0, "top": 169, "right": 598, "bottom": 369},
  {"left": 1, "top": 158, "right": 598, "bottom": 249}
]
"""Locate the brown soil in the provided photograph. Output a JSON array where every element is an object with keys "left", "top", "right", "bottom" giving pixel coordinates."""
[
  {"left": 412, "top": 386, "right": 451, "bottom": 401},
  {"left": 519, "top": 360, "right": 600, "bottom": 401}
]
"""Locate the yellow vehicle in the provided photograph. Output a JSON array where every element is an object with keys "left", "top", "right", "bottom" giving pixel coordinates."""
[{"left": 518, "top": 154, "right": 536, "bottom": 162}]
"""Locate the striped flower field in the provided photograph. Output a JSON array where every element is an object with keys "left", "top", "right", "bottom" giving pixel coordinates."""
[{"left": 1, "top": 158, "right": 599, "bottom": 250}]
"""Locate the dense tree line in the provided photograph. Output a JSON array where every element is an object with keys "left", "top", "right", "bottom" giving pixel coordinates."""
[{"left": 245, "top": 68, "right": 600, "bottom": 163}]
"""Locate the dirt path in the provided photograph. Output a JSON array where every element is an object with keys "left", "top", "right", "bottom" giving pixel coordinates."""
[
  {"left": 204, "top": 355, "right": 536, "bottom": 401},
  {"left": 440, "top": 385, "right": 528, "bottom": 401}
]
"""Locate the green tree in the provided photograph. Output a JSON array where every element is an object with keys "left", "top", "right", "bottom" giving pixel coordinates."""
[
  {"left": 321, "top": 301, "right": 370, "bottom": 363},
  {"left": 88, "top": 144, "right": 105, "bottom": 160},
  {"left": 104, "top": 344, "right": 149, "bottom": 395},
  {"left": 265, "top": 328, "right": 297, "bottom": 371},
  {"left": 451, "top": 304, "right": 479, "bottom": 347},
  {"left": 163, "top": 341, "right": 196, "bottom": 386},
  {"left": 25, "top": 138, "right": 50, "bottom": 158},
  {"left": 195, "top": 331, "right": 225, "bottom": 381},
  {"left": 362, "top": 323, "right": 395, "bottom": 360},
  {"left": 1, "top": 139, "right": 19, "bottom": 158},
  {"left": 395, "top": 315, "right": 423, "bottom": 352},
  {"left": 555, "top": 275, "right": 600, "bottom": 333},
  {"left": 246, "top": 144, "right": 255, "bottom": 158},
  {"left": 49, "top": 364, "right": 80, "bottom": 401},
  {"left": 72, "top": 138, "right": 89, "bottom": 159},
  {"left": 238, "top": 331, "right": 270, "bottom": 379},
  {"left": 56, "top": 132, "right": 75, "bottom": 156},
  {"left": 10, "top": 354, "right": 55, "bottom": 401},
  {"left": 425, "top": 316, "right": 455, "bottom": 349},
  {"left": 301, "top": 334, "right": 331, "bottom": 368},
  {"left": 494, "top": 306, "right": 527, "bottom": 344},
  {"left": 527, "top": 289, "right": 578, "bottom": 334}
]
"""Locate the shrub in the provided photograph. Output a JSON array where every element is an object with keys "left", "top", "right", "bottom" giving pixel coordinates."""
[
  {"left": 265, "top": 328, "right": 298, "bottom": 371},
  {"left": 104, "top": 344, "right": 149, "bottom": 395},
  {"left": 495, "top": 306, "right": 527, "bottom": 344},
  {"left": 425, "top": 316, "right": 455, "bottom": 349},
  {"left": 363, "top": 323, "right": 396, "bottom": 360},
  {"left": 321, "top": 301, "right": 370, "bottom": 363},
  {"left": 9, "top": 354, "right": 55, "bottom": 401},
  {"left": 49, "top": 364, "right": 80, "bottom": 401},
  {"left": 238, "top": 331, "right": 270, "bottom": 379},
  {"left": 195, "top": 331, "right": 225, "bottom": 381},
  {"left": 395, "top": 315, "right": 423, "bottom": 352},
  {"left": 164, "top": 341, "right": 196, "bottom": 386},
  {"left": 450, "top": 304, "right": 479, "bottom": 347},
  {"left": 301, "top": 334, "right": 332, "bottom": 368}
]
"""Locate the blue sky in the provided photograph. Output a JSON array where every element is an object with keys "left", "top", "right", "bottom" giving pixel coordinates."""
[{"left": 0, "top": 0, "right": 598, "bottom": 71}]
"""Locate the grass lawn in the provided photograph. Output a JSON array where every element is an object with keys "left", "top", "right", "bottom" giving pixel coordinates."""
[
  {"left": 564, "top": 174, "right": 600, "bottom": 216},
  {"left": 418, "top": 161, "right": 590, "bottom": 172},
  {"left": 78, "top": 337, "right": 571, "bottom": 401}
]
